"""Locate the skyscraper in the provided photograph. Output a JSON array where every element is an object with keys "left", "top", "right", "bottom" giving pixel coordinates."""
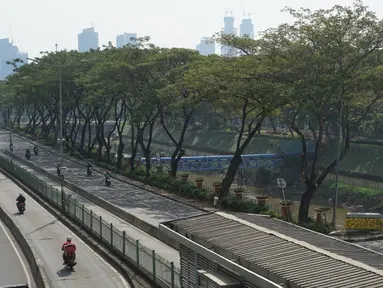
[
  {"left": 0, "top": 38, "right": 28, "bottom": 80},
  {"left": 240, "top": 15, "right": 254, "bottom": 39},
  {"left": 116, "top": 33, "right": 137, "bottom": 48},
  {"left": 221, "top": 12, "right": 237, "bottom": 57},
  {"left": 78, "top": 27, "right": 99, "bottom": 52},
  {"left": 196, "top": 37, "right": 215, "bottom": 56}
]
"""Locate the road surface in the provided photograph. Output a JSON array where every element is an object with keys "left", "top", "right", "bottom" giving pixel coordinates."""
[
  {"left": 0, "top": 171, "right": 130, "bottom": 288},
  {"left": 2, "top": 132, "right": 204, "bottom": 228},
  {"left": 15, "top": 158, "right": 180, "bottom": 267},
  {"left": 0, "top": 219, "right": 32, "bottom": 287}
]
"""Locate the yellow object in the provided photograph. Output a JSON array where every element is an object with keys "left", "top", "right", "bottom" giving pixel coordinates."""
[{"left": 345, "top": 213, "right": 382, "bottom": 231}]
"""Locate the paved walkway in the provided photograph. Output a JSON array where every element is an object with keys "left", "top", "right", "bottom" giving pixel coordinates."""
[{"left": 0, "top": 132, "right": 205, "bottom": 229}]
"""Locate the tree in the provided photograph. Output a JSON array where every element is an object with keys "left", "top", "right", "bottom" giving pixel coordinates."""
[
  {"left": 186, "top": 48, "right": 287, "bottom": 198},
  {"left": 156, "top": 48, "right": 203, "bottom": 177},
  {"left": 273, "top": 1, "right": 383, "bottom": 223}
]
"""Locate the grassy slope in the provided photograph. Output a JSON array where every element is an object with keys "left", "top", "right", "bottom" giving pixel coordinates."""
[{"left": 123, "top": 126, "right": 383, "bottom": 177}]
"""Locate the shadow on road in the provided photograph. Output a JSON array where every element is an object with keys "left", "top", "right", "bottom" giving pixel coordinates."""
[{"left": 56, "top": 267, "right": 74, "bottom": 277}]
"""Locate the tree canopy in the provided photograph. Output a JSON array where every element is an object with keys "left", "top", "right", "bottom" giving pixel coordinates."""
[{"left": 1, "top": 1, "right": 382, "bottom": 223}]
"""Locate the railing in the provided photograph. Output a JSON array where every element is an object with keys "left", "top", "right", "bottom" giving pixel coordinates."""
[{"left": 0, "top": 154, "right": 180, "bottom": 288}]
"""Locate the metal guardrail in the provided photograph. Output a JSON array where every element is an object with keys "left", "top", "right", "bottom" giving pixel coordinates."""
[
  {"left": 0, "top": 285, "right": 29, "bottom": 288},
  {"left": 0, "top": 154, "right": 180, "bottom": 288}
]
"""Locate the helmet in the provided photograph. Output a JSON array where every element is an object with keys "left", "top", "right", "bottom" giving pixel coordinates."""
[
  {"left": 66, "top": 236, "right": 72, "bottom": 242},
  {"left": 19, "top": 193, "right": 22, "bottom": 197}
]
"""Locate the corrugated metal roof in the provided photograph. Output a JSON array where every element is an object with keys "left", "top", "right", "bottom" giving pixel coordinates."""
[
  {"left": 233, "top": 213, "right": 383, "bottom": 270},
  {"left": 169, "top": 212, "right": 383, "bottom": 288}
]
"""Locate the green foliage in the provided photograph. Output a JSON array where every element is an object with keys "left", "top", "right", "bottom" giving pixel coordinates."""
[
  {"left": 2, "top": 1, "right": 383, "bottom": 226},
  {"left": 256, "top": 167, "right": 277, "bottom": 185},
  {"left": 298, "top": 218, "right": 333, "bottom": 235}
]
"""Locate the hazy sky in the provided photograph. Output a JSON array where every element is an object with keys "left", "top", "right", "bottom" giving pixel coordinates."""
[{"left": 0, "top": 0, "right": 382, "bottom": 58}]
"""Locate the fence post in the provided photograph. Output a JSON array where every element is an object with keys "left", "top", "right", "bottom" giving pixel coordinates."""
[
  {"left": 90, "top": 210, "right": 93, "bottom": 230},
  {"left": 152, "top": 250, "right": 156, "bottom": 282},
  {"left": 99, "top": 216, "right": 103, "bottom": 240},
  {"left": 82, "top": 204, "right": 85, "bottom": 225},
  {"left": 136, "top": 240, "right": 139, "bottom": 268},
  {"left": 122, "top": 231, "right": 126, "bottom": 257},
  {"left": 73, "top": 199, "right": 77, "bottom": 218},
  {"left": 171, "top": 262, "right": 175, "bottom": 288},
  {"left": 110, "top": 223, "right": 113, "bottom": 248}
]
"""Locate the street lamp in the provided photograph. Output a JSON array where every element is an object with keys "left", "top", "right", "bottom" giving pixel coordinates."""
[
  {"left": 27, "top": 57, "right": 98, "bottom": 213},
  {"left": 27, "top": 57, "right": 65, "bottom": 211},
  {"left": 27, "top": 58, "right": 99, "bottom": 212},
  {"left": 332, "top": 99, "right": 343, "bottom": 230}
]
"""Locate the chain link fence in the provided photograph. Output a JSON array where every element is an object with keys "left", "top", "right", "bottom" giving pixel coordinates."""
[{"left": 0, "top": 154, "right": 180, "bottom": 288}]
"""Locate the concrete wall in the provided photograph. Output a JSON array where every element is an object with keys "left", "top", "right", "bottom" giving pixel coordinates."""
[{"left": 0, "top": 193, "right": 49, "bottom": 288}]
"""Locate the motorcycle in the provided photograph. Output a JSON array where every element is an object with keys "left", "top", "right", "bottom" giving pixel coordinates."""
[
  {"left": 105, "top": 177, "right": 111, "bottom": 187},
  {"left": 25, "top": 151, "right": 31, "bottom": 160},
  {"left": 87, "top": 166, "right": 92, "bottom": 176},
  {"left": 34, "top": 146, "right": 39, "bottom": 156},
  {"left": 17, "top": 202, "right": 26, "bottom": 214},
  {"left": 57, "top": 164, "right": 61, "bottom": 176},
  {"left": 64, "top": 254, "right": 77, "bottom": 271}
]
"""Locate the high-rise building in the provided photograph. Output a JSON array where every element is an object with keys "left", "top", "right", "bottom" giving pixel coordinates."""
[
  {"left": 116, "top": 33, "right": 137, "bottom": 48},
  {"left": 0, "top": 38, "right": 28, "bottom": 80},
  {"left": 196, "top": 37, "right": 215, "bottom": 56},
  {"left": 240, "top": 16, "right": 254, "bottom": 39},
  {"left": 221, "top": 12, "right": 237, "bottom": 57},
  {"left": 78, "top": 27, "right": 99, "bottom": 52}
]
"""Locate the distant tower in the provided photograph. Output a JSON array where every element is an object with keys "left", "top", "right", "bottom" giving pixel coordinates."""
[
  {"left": 0, "top": 38, "right": 28, "bottom": 80},
  {"left": 78, "top": 27, "right": 99, "bottom": 52},
  {"left": 221, "top": 11, "right": 237, "bottom": 57},
  {"left": 196, "top": 37, "right": 215, "bottom": 56},
  {"left": 116, "top": 33, "right": 138, "bottom": 48},
  {"left": 240, "top": 13, "right": 254, "bottom": 39}
]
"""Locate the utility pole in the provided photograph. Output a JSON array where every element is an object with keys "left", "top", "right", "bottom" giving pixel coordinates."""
[
  {"left": 332, "top": 100, "right": 343, "bottom": 230},
  {"left": 59, "top": 67, "right": 65, "bottom": 213}
]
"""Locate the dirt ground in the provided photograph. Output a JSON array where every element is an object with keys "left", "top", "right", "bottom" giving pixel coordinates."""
[{"left": 186, "top": 172, "right": 349, "bottom": 229}]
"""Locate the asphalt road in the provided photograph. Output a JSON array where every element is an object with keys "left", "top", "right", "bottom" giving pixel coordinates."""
[
  {"left": 0, "top": 171, "right": 130, "bottom": 288},
  {"left": 0, "top": 219, "right": 31, "bottom": 287},
  {"left": 15, "top": 158, "right": 180, "bottom": 268},
  {"left": 2, "top": 132, "right": 204, "bottom": 227}
]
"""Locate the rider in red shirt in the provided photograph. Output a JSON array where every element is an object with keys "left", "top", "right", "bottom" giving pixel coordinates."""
[{"left": 62, "top": 236, "right": 76, "bottom": 265}]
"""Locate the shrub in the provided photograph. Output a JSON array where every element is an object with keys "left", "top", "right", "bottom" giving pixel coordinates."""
[
  {"left": 291, "top": 217, "right": 333, "bottom": 235},
  {"left": 219, "top": 196, "right": 269, "bottom": 214}
]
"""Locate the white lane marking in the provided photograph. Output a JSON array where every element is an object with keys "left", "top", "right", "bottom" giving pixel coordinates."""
[
  {"left": 0, "top": 167, "right": 130, "bottom": 287},
  {"left": 0, "top": 220, "right": 32, "bottom": 287},
  {"left": 55, "top": 219, "right": 131, "bottom": 287},
  {"left": 5, "top": 179, "right": 130, "bottom": 287}
]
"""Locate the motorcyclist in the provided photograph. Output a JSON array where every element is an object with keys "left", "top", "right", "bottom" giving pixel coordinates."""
[
  {"left": 16, "top": 193, "right": 26, "bottom": 208},
  {"left": 33, "top": 145, "right": 38, "bottom": 155},
  {"left": 57, "top": 163, "right": 61, "bottom": 176},
  {"left": 25, "top": 148, "right": 31, "bottom": 158},
  {"left": 87, "top": 163, "right": 92, "bottom": 175},
  {"left": 62, "top": 236, "right": 76, "bottom": 265},
  {"left": 9, "top": 143, "right": 13, "bottom": 152},
  {"left": 104, "top": 171, "right": 111, "bottom": 185}
]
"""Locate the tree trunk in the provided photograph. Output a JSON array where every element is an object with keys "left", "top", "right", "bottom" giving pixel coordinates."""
[
  {"left": 87, "top": 123, "right": 92, "bottom": 156},
  {"left": 129, "top": 126, "right": 138, "bottom": 172},
  {"left": 79, "top": 121, "right": 88, "bottom": 152},
  {"left": 116, "top": 141, "right": 124, "bottom": 169},
  {"left": 144, "top": 150, "right": 152, "bottom": 177},
  {"left": 220, "top": 153, "right": 243, "bottom": 199},
  {"left": 170, "top": 147, "right": 185, "bottom": 178},
  {"left": 298, "top": 180, "right": 317, "bottom": 223}
]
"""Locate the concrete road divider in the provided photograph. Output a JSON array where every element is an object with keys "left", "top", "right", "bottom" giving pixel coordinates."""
[
  {"left": 4, "top": 150, "right": 179, "bottom": 250},
  {"left": 0, "top": 199, "right": 50, "bottom": 288}
]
